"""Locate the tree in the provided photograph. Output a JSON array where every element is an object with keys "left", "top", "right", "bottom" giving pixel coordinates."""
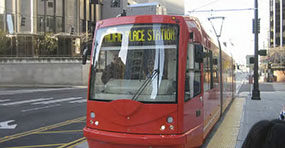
[
  {"left": 38, "top": 33, "right": 58, "bottom": 56},
  {"left": 0, "top": 29, "right": 9, "bottom": 56}
]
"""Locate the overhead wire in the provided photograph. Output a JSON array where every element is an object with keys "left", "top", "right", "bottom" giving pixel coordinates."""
[
  {"left": 189, "top": 8, "right": 255, "bottom": 13},
  {"left": 191, "top": 0, "right": 221, "bottom": 12}
]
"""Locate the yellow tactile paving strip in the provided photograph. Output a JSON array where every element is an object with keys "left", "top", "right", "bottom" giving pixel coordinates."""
[{"left": 207, "top": 97, "right": 245, "bottom": 148}]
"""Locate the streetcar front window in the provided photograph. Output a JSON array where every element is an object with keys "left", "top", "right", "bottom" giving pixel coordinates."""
[{"left": 90, "top": 24, "right": 178, "bottom": 103}]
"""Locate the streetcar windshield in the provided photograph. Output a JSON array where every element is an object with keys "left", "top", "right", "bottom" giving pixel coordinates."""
[{"left": 89, "top": 24, "right": 178, "bottom": 103}]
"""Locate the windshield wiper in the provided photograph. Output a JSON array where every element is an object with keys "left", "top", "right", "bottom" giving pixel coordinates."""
[{"left": 131, "top": 69, "right": 159, "bottom": 101}]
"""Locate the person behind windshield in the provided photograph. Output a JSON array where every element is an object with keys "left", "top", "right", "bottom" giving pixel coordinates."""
[{"left": 101, "top": 53, "right": 125, "bottom": 84}]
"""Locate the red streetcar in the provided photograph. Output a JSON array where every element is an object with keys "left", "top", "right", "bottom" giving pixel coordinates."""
[{"left": 83, "top": 15, "right": 236, "bottom": 148}]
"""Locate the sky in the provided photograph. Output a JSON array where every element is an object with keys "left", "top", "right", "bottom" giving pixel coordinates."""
[{"left": 184, "top": 0, "right": 269, "bottom": 65}]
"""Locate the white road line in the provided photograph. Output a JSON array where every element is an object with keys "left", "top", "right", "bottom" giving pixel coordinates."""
[
  {"left": 0, "top": 88, "right": 84, "bottom": 96},
  {"left": 69, "top": 99, "right": 87, "bottom": 103},
  {"left": 0, "top": 98, "right": 54, "bottom": 106},
  {"left": 32, "top": 97, "right": 83, "bottom": 105},
  {"left": 21, "top": 104, "right": 61, "bottom": 112},
  {"left": 0, "top": 99, "right": 10, "bottom": 103}
]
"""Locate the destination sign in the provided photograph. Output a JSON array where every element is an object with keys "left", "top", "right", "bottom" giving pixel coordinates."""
[{"left": 102, "top": 26, "right": 177, "bottom": 46}]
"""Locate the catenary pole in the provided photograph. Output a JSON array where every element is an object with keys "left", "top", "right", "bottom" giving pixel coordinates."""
[{"left": 208, "top": 16, "right": 225, "bottom": 118}]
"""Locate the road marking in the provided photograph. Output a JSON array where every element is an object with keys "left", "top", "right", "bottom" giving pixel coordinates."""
[
  {"left": 0, "top": 116, "right": 86, "bottom": 143},
  {"left": 0, "top": 98, "right": 54, "bottom": 106},
  {"left": 0, "top": 88, "right": 82, "bottom": 96},
  {"left": 69, "top": 99, "right": 87, "bottom": 103},
  {"left": 32, "top": 97, "right": 83, "bottom": 105},
  {"left": 57, "top": 137, "right": 86, "bottom": 148},
  {"left": 21, "top": 104, "right": 61, "bottom": 112},
  {"left": 0, "top": 99, "right": 10, "bottom": 102},
  {"left": 6, "top": 143, "right": 65, "bottom": 148},
  {"left": 36, "top": 130, "right": 82, "bottom": 134},
  {"left": 0, "top": 118, "right": 85, "bottom": 142},
  {"left": 68, "top": 140, "right": 87, "bottom": 148},
  {"left": 0, "top": 120, "right": 17, "bottom": 129}
]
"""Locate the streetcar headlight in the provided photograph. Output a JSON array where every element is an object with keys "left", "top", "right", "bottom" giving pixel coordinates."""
[
  {"left": 167, "top": 116, "right": 173, "bottom": 123},
  {"left": 90, "top": 112, "right": 95, "bottom": 118},
  {"left": 160, "top": 125, "right": 166, "bottom": 131}
]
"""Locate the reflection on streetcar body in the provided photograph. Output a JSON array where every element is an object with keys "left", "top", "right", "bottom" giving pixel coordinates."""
[{"left": 90, "top": 24, "right": 178, "bottom": 103}]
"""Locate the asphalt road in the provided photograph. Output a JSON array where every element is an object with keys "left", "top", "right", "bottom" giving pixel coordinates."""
[
  {"left": 0, "top": 72, "right": 248, "bottom": 148},
  {"left": 0, "top": 87, "right": 88, "bottom": 148}
]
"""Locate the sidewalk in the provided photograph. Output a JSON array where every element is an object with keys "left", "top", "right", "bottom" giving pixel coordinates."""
[
  {"left": 205, "top": 82, "right": 285, "bottom": 148},
  {"left": 236, "top": 82, "right": 285, "bottom": 147},
  {"left": 73, "top": 82, "right": 285, "bottom": 148}
]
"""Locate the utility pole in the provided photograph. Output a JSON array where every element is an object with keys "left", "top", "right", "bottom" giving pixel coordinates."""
[
  {"left": 15, "top": 0, "right": 18, "bottom": 33},
  {"left": 43, "top": 0, "right": 47, "bottom": 36},
  {"left": 3, "top": 0, "right": 6, "bottom": 33},
  {"left": 252, "top": 0, "right": 261, "bottom": 100},
  {"left": 208, "top": 16, "right": 225, "bottom": 118}
]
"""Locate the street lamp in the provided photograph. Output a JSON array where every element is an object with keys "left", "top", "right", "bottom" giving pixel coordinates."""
[
  {"left": 252, "top": 0, "right": 261, "bottom": 100},
  {"left": 208, "top": 16, "right": 225, "bottom": 118}
]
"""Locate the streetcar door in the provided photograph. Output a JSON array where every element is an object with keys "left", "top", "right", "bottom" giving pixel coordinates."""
[{"left": 183, "top": 43, "right": 204, "bottom": 147}]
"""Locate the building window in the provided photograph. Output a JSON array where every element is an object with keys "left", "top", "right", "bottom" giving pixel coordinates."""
[
  {"left": 56, "top": 16, "right": 63, "bottom": 32},
  {"left": 111, "top": 0, "right": 120, "bottom": 7},
  {"left": 276, "top": 37, "right": 280, "bottom": 45},
  {"left": 48, "top": 2, "right": 53, "bottom": 8}
]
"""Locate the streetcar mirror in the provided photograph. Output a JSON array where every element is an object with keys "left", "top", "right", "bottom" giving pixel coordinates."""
[
  {"left": 194, "top": 45, "right": 203, "bottom": 63},
  {"left": 82, "top": 47, "right": 88, "bottom": 65}
]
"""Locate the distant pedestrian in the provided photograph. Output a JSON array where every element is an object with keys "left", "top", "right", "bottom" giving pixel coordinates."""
[{"left": 242, "top": 119, "right": 285, "bottom": 148}]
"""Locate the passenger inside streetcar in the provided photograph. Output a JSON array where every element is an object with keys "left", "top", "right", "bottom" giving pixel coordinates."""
[{"left": 101, "top": 52, "right": 125, "bottom": 84}]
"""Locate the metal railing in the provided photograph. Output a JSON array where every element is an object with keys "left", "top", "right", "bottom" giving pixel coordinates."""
[{"left": 0, "top": 33, "right": 89, "bottom": 58}]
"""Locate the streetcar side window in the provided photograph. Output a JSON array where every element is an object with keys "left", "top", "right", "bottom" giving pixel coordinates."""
[
  {"left": 203, "top": 49, "right": 210, "bottom": 91},
  {"left": 209, "top": 51, "right": 214, "bottom": 89},
  {"left": 211, "top": 52, "right": 219, "bottom": 87},
  {"left": 185, "top": 44, "right": 202, "bottom": 101}
]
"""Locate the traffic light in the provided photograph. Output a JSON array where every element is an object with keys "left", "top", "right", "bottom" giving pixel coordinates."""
[
  {"left": 258, "top": 50, "right": 267, "bottom": 56},
  {"left": 250, "top": 57, "right": 255, "bottom": 64},
  {"left": 252, "top": 18, "right": 260, "bottom": 34},
  {"left": 70, "top": 26, "right": 74, "bottom": 35},
  {"left": 21, "top": 16, "right": 26, "bottom": 26}
]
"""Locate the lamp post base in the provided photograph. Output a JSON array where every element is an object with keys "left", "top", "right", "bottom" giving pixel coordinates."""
[{"left": 251, "top": 89, "right": 261, "bottom": 100}]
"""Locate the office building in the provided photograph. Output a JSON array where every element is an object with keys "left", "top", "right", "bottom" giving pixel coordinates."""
[{"left": 269, "top": 0, "right": 285, "bottom": 47}]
